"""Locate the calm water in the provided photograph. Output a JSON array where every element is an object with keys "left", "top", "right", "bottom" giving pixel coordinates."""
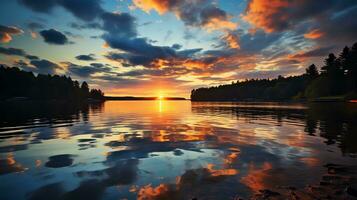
[{"left": 0, "top": 101, "right": 356, "bottom": 200}]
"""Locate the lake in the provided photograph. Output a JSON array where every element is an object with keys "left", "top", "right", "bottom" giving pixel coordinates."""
[{"left": 0, "top": 101, "right": 357, "bottom": 199}]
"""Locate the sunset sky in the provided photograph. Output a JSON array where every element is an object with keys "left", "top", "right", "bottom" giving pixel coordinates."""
[{"left": 0, "top": 0, "right": 356, "bottom": 97}]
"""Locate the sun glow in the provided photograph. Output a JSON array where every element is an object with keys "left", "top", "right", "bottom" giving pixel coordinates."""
[{"left": 157, "top": 91, "right": 165, "bottom": 100}]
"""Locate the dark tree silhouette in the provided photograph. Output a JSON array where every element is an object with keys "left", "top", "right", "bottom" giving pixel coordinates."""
[
  {"left": 339, "top": 46, "right": 351, "bottom": 73},
  {"left": 90, "top": 89, "right": 105, "bottom": 100},
  {"left": 0, "top": 66, "right": 104, "bottom": 101},
  {"left": 81, "top": 81, "right": 90, "bottom": 99},
  {"left": 348, "top": 43, "right": 357, "bottom": 92},
  {"left": 322, "top": 53, "right": 345, "bottom": 95},
  {"left": 305, "top": 64, "right": 319, "bottom": 80}
]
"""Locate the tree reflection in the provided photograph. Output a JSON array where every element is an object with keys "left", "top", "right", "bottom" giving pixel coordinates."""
[
  {"left": 0, "top": 101, "right": 104, "bottom": 141},
  {"left": 191, "top": 102, "right": 357, "bottom": 155}
]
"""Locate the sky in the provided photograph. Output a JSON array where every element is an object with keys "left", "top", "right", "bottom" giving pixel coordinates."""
[{"left": 0, "top": 0, "right": 357, "bottom": 98}]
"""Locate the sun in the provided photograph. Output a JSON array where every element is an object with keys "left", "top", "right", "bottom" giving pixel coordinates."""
[{"left": 157, "top": 91, "right": 165, "bottom": 100}]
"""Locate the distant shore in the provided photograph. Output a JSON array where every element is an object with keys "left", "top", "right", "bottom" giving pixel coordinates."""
[
  {"left": 105, "top": 96, "right": 187, "bottom": 101},
  {"left": 190, "top": 96, "right": 357, "bottom": 103}
]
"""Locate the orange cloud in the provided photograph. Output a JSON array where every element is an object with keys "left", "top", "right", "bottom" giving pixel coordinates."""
[
  {"left": 132, "top": 0, "right": 171, "bottom": 14},
  {"left": 132, "top": 0, "right": 237, "bottom": 31},
  {"left": 243, "top": 0, "right": 290, "bottom": 33},
  {"left": 203, "top": 18, "right": 237, "bottom": 32},
  {"left": 222, "top": 32, "right": 240, "bottom": 49},
  {"left": 304, "top": 29, "right": 324, "bottom": 39},
  {"left": 299, "top": 157, "right": 319, "bottom": 167},
  {"left": 182, "top": 59, "right": 211, "bottom": 70},
  {"left": 30, "top": 31, "right": 37, "bottom": 39},
  {"left": 0, "top": 25, "right": 23, "bottom": 43},
  {"left": 0, "top": 33, "right": 12, "bottom": 43},
  {"left": 102, "top": 42, "right": 109, "bottom": 48}
]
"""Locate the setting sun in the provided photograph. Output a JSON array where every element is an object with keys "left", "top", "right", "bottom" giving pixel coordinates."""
[{"left": 157, "top": 91, "right": 165, "bottom": 100}]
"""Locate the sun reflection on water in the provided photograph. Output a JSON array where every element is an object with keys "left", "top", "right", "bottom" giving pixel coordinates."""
[{"left": 158, "top": 99, "right": 163, "bottom": 113}]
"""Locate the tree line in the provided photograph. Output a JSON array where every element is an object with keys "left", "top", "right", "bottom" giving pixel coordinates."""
[
  {"left": 191, "top": 42, "right": 357, "bottom": 101},
  {"left": 0, "top": 66, "right": 104, "bottom": 101}
]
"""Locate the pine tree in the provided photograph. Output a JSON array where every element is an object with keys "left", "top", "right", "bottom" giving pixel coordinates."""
[{"left": 305, "top": 64, "right": 319, "bottom": 79}]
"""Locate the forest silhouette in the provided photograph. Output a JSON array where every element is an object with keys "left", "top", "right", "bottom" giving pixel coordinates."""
[
  {"left": 191, "top": 42, "right": 357, "bottom": 101},
  {"left": 0, "top": 66, "right": 104, "bottom": 101}
]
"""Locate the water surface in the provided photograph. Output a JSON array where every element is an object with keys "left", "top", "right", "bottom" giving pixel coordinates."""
[{"left": 0, "top": 101, "right": 356, "bottom": 199}]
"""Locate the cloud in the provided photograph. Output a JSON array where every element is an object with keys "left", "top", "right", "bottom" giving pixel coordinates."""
[
  {"left": 27, "top": 22, "right": 45, "bottom": 30},
  {"left": 101, "top": 12, "right": 137, "bottom": 38},
  {"left": 291, "top": 46, "right": 335, "bottom": 59},
  {"left": 39, "top": 29, "right": 69, "bottom": 45},
  {"left": 18, "top": 0, "right": 57, "bottom": 13},
  {"left": 133, "top": 0, "right": 237, "bottom": 31},
  {"left": 65, "top": 62, "right": 111, "bottom": 77},
  {"left": 104, "top": 28, "right": 292, "bottom": 80},
  {"left": 100, "top": 11, "right": 220, "bottom": 73},
  {"left": 238, "top": 30, "right": 283, "bottom": 54},
  {"left": 317, "top": 5, "right": 357, "bottom": 44},
  {"left": 242, "top": 0, "right": 344, "bottom": 33},
  {"left": 304, "top": 29, "right": 324, "bottom": 39},
  {"left": 100, "top": 11, "right": 212, "bottom": 71},
  {"left": 222, "top": 32, "right": 240, "bottom": 49},
  {"left": 0, "top": 25, "right": 23, "bottom": 43},
  {"left": 18, "top": 0, "right": 104, "bottom": 21},
  {"left": 58, "top": 0, "right": 104, "bottom": 21},
  {"left": 104, "top": 37, "right": 177, "bottom": 67},
  {"left": 30, "top": 59, "right": 60, "bottom": 74},
  {"left": 69, "top": 22, "right": 101, "bottom": 30},
  {"left": 216, "top": 30, "right": 283, "bottom": 54},
  {"left": 176, "top": 48, "right": 202, "bottom": 57},
  {"left": 26, "top": 22, "right": 45, "bottom": 39},
  {"left": 171, "top": 44, "right": 182, "bottom": 50},
  {"left": 0, "top": 46, "right": 39, "bottom": 60},
  {"left": 0, "top": 47, "right": 26, "bottom": 56},
  {"left": 75, "top": 54, "right": 96, "bottom": 61},
  {"left": 243, "top": 0, "right": 291, "bottom": 33},
  {"left": 25, "top": 55, "right": 40, "bottom": 60},
  {"left": 242, "top": 0, "right": 357, "bottom": 46}
]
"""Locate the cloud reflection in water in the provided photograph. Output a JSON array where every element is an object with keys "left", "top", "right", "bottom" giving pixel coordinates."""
[{"left": 0, "top": 101, "right": 356, "bottom": 199}]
